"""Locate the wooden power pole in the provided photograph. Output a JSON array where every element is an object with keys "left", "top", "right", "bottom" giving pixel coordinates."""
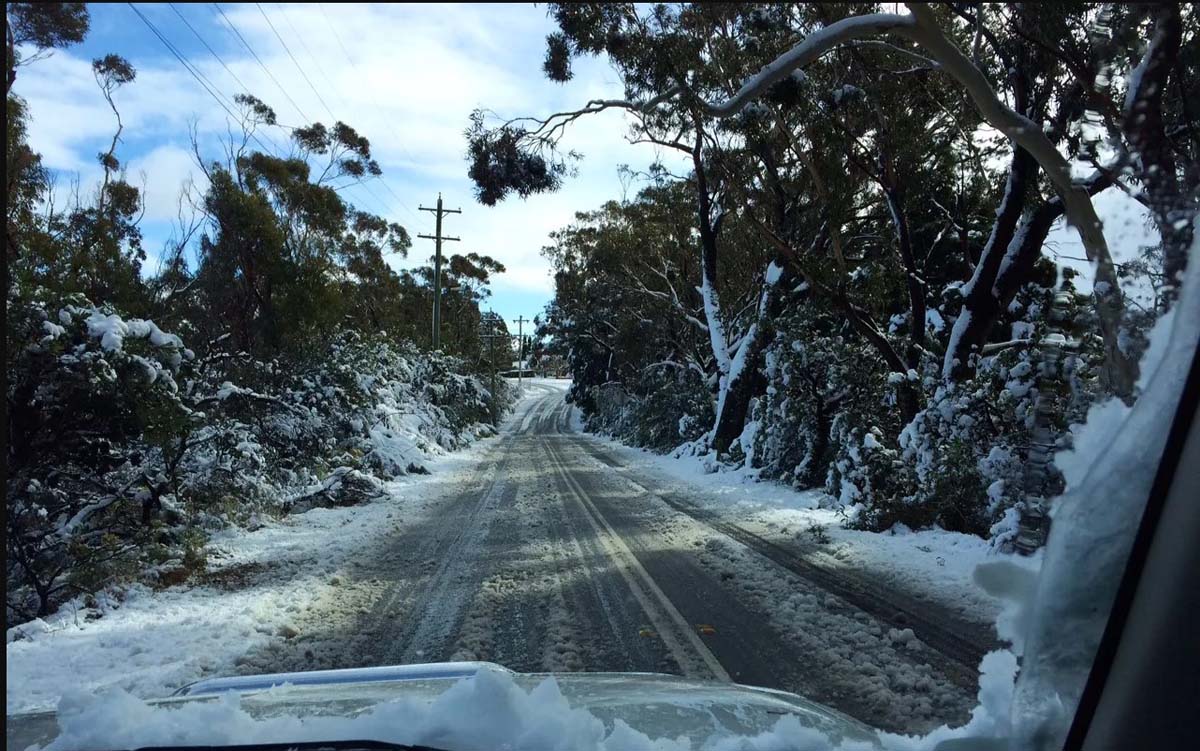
[
  {"left": 480, "top": 314, "right": 506, "bottom": 423},
  {"left": 418, "top": 193, "right": 461, "bottom": 350},
  {"left": 514, "top": 315, "right": 530, "bottom": 392}
]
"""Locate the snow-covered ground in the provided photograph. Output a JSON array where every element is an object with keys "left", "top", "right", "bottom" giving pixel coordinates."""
[
  {"left": 5, "top": 384, "right": 545, "bottom": 715},
  {"left": 586, "top": 437, "right": 1011, "bottom": 628},
  {"left": 10, "top": 221, "right": 1200, "bottom": 750}
]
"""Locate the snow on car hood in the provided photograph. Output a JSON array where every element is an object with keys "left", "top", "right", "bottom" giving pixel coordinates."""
[{"left": 6, "top": 662, "right": 881, "bottom": 750}]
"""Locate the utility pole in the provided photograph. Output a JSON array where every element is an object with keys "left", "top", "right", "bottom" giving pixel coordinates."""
[
  {"left": 479, "top": 313, "right": 506, "bottom": 424},
  {"left": 418, "top": 193, "right": 461, "bottom": 351},
  {"left": 513, "top": 315, "right": 530, "bottom": 392}
]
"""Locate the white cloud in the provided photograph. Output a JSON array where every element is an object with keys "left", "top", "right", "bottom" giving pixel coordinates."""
[
  {"left": 13, "top": 3, "right": 690, "bottom": 317},
  {"left": 125, "top": 144, "right": 208, "bottom": 224},
  {"left": 1044, "top": 186, "right": 1157, "bottom": 302}
]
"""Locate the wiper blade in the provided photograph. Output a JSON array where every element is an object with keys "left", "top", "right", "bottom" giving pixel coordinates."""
[{"left": 100, "top": 742, "right": 448, "bottom": 751}]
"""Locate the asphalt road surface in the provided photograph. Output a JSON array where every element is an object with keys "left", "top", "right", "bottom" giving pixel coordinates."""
[{"left": 243, "top": 381, "right": 996, "bottom": 734}]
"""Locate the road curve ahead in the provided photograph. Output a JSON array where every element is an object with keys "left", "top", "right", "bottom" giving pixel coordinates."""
[{"left": 244, "top": 380, "right": 984, "bottom": 735}]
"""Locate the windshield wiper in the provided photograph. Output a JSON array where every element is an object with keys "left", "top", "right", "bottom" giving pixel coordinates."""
[{"left": 98, "top": 742, "right": 449, "bottom": 751}]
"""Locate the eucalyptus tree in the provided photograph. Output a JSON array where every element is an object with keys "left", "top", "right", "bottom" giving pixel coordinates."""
[
  {"left": 470, "top": 3, "right": 1191, "bottom": 419},
  {"left": 186, "top": 96, "right": 409, "bottom": 358}
]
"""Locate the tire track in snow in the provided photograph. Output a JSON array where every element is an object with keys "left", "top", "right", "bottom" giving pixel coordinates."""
[
  {"left": 448, "top": 466, "right": 592, "bottom": 672},
  {"left": 542, "top": 436, "right": 731, "bottom": 683},
  {"left": 535, "top": 439, "right": 677, "bottom": 674},
  {"left": 570, "top": 437, "right": 992, "bottom": 675},
  {"left": 554, "top": 434, "right": 976, "bottom": 732},
  {"left": 382, "top": 383, "right": 572, "bottom": 667},
  {"left": 381, "top": 441, "right": 519, "bottom": 665}
]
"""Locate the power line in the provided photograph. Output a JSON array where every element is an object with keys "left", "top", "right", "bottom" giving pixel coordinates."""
[
  {"left": 207, "top": 3, "right": 396, "bottom": 217},
  {"left": 254, "top": 3, "right": 412, "bottom": 223},
  {"left": 274, "top": 2, "right": 351, "bottom": 116},
  {"left": 127, "top": 3, "right": 278, "bottom": 158},
  {"left": 271, "top": 3, "right": 418, "bottom": 221},
  {"left": 211, "top": 2, "right": 310, "bottom": 124},
  {"left": 130, "top": 3, "right": 390, "bottom": 219},
  {"left": 170, "top": 4, "right": 250, "bottom": 97},
  {"left": 168, "top": 2, "right": 288, "bottom": 156},
  {"left": 376, "top": 176, "right": 419, "bottom": 221},
  {"left": 255, "top": 2, "right": 337, "bottom": 123},
  {"left": 212, "top": 3, "right": 420, "bottom": 225},
  {"left": 278, "top": 2, "right": 421, "bottom": 225},
  {"left": 317, "top": 3, "right": 422, "bottom": 178}
]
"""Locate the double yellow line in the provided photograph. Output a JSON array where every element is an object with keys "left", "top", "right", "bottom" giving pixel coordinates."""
[{"left": 541, "top": 437, "right": 731, "bottom": 683}]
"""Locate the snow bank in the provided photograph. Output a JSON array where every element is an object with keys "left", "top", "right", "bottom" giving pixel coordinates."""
[{"left": 5, "top": 429, "right": 504, "bottom": 716}]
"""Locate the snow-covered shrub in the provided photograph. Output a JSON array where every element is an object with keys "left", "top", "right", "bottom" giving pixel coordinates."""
[
  {"left": 627, "top": 366, "right": 712, "bottom": 452},
  {"left": 832, "top": 278, "right": 1104, "bottom": 541},
  {"left": 897, "top": 339, "right": 1061, "bottom": 537},
  {"left": 826, "top": 418, "right": 916, "bottom": 522},
  {"left": 585, "top": 382, "right": 637, "bottom": 438},
  {"left": 584, "top": 366, "right": 712, "bottom": 453},
  {"left": 6, "top": 294, "right": 509, "bottom": 624},
  {"left": 6, "top": 292, "right": 196, "bottom": 621},
  {"left": 821, "top": 359, "right": 920, "bottom": 520},
  {"left": 752, "top": 308, "right": 876, "bottom": 489},
  {"left": 177, "top": 331, "right": 508, "bottom": 506}
]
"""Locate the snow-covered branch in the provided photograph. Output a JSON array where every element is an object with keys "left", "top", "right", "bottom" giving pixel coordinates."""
[{"left": 693, "top": 14, "right": 916, "bottom": 117}]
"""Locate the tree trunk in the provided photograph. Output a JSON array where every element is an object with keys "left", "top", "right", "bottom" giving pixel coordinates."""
[
  {"left": 943, "top": 147, "right": 1038, "bottom": 381},
  {"left": 711, "top": 262, "right": 795, "bottom": 454},
  {"left": 879, "top": 153, "right": 926, "bottom": 371},
  {"left": 1123, "top": 4, "right": 1192, "bottom": 305},
  {"left": 692, "top": 134, "right": 731, "bottom": 379},
  {"left": 711, "top": 340, "right": 765, "bottom": 453}
]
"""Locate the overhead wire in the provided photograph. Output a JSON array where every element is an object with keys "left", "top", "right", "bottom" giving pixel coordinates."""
[
  {"left": 132, "top": 2, "right": 389, "bottom": 222},
  {"left": 167, "top": 2, "right": 288, "bottom": 156},
  {"left": 254, "top": 2, "right": 338, "bottom": 123},
  {"left": 314, "top": 2, "right": 424, "bottom": 225},
  {"left": 127, "top": 3, "right": 277, "bottom": 158},
  {"left": 251, "top": 2, "right": 402, "bottom": 218},
  {"left": 318, "top": 2, "right": 419, "bottom": 167},
  {"left": 273, "top": 3, "right": 352, "bottom": 117},
  {"left": 210, "top": 2, "right": 397, "bottom": 218},
  {"left": 211, "top": 2, "right": 310, "bottom": 124},
  {"left": 282, "top": 2, "right": 422, "bottom": 225}
]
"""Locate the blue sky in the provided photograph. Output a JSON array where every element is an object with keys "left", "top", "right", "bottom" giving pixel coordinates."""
[
  {"left": 14, "top": 3, "right": 686, "bottom": 330},
  {"left": 14, "top": 3, "right": 1157, "bottom": 327}
]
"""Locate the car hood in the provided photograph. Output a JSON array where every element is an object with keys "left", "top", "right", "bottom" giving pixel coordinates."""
[{"left": 6, "top": 661, "right": 881, "bottom": 749}]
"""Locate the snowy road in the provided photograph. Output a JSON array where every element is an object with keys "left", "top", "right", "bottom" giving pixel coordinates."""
[{"left": 235, "top": 381, "right": 994, "bottom": 734}]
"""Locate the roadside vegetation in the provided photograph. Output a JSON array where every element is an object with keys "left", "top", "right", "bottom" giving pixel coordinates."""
[
  {"left": 5, "top": 3, "right": 514, "bottom": 624},
  {"left": 470, "top": 3, "right": 1196, "bottom": 545}
]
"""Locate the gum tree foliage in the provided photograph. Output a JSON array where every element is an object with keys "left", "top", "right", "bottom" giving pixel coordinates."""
[
  {"left": 539, "top": 180, "right": 716, "bottom": 418},
  {"left": 5, "top": 3, "right": 89, "bottom": 276},
  {"left": 183, "top": 96, "right": 406, "bottom": 356},
  {"left": 8, "top": 44, "right": 147, "bottom": 314},
  {"left": 400, "top": 251, "right": 507, "bottom": 356},
  {"left": 5, "top": 8, "right": 512, "bottom": 622},
  {"left": 492, "top": 3, "right": 1195, "bottom": 539},
  {"left": 4, "top": 2, "right": 89, "bottom": 95}
]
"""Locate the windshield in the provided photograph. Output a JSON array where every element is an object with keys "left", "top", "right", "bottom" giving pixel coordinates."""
[{"left": 6, "top": 4, "right": 1198, "bottom": 751}]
